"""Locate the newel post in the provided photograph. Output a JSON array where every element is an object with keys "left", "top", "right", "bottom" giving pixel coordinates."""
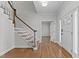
[
  {"left": 34, "top": 30, "right": 37, "bottom": 47},
  {"left": 13, "top": 9, "right": 16, "bottom": 27}
]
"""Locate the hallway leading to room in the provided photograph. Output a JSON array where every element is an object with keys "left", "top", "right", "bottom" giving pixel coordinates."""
[{"left": 0, "top": 37, "right": 72, "bottom": 58}]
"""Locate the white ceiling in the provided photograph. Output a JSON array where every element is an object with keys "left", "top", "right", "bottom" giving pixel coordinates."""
[
  {"left": 33, "top": 1, "right": 64, "bottom": 14},
  {"left": 14, "top": 1, "right": 64, "bottom": 16},
  {"left": 14, "top": 1, "right": 36, "bottom": 13}
]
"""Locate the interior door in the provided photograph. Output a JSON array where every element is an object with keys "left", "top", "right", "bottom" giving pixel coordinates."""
[{"left": 61, "top": 13, "right": 73, "bottom": 54}]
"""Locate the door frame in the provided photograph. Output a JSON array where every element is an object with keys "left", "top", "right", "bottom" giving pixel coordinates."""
[
  {"left": 72, "top": 7, "right": 78, "bottom": 56},
  {"left": 40, "top": 20, "right": 54, "bottom": 42}
]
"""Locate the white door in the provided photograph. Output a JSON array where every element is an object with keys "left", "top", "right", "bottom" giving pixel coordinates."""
[{"left": 61, "top": 13, "right": 73, "bottom": 54}]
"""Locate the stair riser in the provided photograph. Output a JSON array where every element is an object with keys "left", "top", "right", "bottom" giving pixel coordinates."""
[{"left": 15, "top": 27, "right": 35, "bottom": 49}]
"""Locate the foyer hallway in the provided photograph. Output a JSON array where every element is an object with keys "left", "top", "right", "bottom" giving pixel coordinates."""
[{"left": 0, "top": 37, "right": 72, "bottom": 58}]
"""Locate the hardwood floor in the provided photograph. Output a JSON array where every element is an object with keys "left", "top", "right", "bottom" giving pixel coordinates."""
[{"left": 0, "top": 38, "right": 72, "bottom": 58}]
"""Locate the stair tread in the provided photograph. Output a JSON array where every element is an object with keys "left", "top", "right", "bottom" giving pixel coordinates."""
[
  {"left": 15, "top": 28, "right": 23, "bottom": 29},
  {"left": 15, "top": 28, "right": 26, "bottom": 31},
  {"left": 24, "top": 35, "right": 34, "bottom": 40},
  {"left": 20, "top": 33, "right": 33, "bottom": 37},
  {"left": 15, "top": 27, "right": 35, "bottom": 48},
  {"left": 22, "top": 34, "right": 33, "bottom": 37},
  {"left": 15, "top": 31, "right": 27, "bottom": 32}
]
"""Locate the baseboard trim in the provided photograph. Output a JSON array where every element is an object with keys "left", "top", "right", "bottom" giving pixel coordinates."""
[
  {"left": 15, "top": 45, "right": 33, "bottom": 48},
  {"left": 42, "top": 36, "right": 50, "bottom": 38},
  {"left": 62, "top": 47, "right": 72, "bottom": 57},
  {"left": 53, "top": 40, "right": 62, "bottom": 47},
  {"left": 72, "top": 52, "right": 79, "bottom": 58},
  {"left": 51, "top": 40, "right": 72, "bottom": 57},
  {"left": 0, "top": 46, "right": 14, "bottom": 56},
  {"left": 39, "top": 40, "right": 42, "bottom": 43},
  {"left": 62, "top": 45, "right": 74, "bottom": 57}
]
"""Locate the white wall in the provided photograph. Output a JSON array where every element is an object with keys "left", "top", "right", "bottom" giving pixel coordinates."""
[
  {"left": 0, "top": 2, "right": 15, "bottom": 56},
  {"left": 42, "top": 22, "right": 50, "bottom": 36},
  {"left": 58, "top": 1, "right": 79, "bottom": 18},
  {"left": 50, "top": 21, "right": 57, "bottom": 41},
  {"left": 57, "top": 1, "right": 79, "bottom": 56}
]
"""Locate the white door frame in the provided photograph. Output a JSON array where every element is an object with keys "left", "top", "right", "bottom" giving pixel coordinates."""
[
  {"left": 40, "top": 20, "right": 54, "bottom": 42},
  {"left": 72, "top": 7, "right": 78, "bottom": 56}
]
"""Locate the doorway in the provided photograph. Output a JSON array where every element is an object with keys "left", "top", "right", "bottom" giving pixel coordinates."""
[{"left": 42, "top": 21, "right": 51, "bottom": 43}]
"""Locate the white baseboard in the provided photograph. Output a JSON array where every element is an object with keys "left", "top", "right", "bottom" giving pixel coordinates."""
[
  {"left": 52, "top": 40, "right": 62, "bottom": 47},
  {"left": 72, "top": 52, "right": 79, "bottom": 58},
  {"left": 33, "top": 47, "right": 38, "bottom": 51},
  {"left": 0, "top": 46, "right": 14, "bottom": 56},
  {"left": 62, "top": 44, "right": 73, "bottom": 57},
  {"left": 50, "top": 39, "right": 53, "bottom": 42},
  {"left": 15, "top": 45, "right": 33, "bottom": 48},
  {"left": 51, "top": 40, "right": 74, "bottom": 57},
  {"left": 39, "top": 40, "right": 42, "bottom": 43}
]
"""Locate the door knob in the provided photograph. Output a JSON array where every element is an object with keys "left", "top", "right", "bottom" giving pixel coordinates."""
[{"left": 61, "top": 33, "right": 63, "bottom": 35}]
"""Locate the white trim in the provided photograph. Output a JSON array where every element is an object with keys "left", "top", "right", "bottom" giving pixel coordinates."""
[
  {"left": 74, "top": 8, "right": 78, "bottom": 54},
  {"left": 62, "top": 44, "right": 73, "bottom": 57},
  {"left": 73, "top": 8, "right": 78, "bottom": 55},
  {"left": 39, "top": 39, "right": 42, "bottom": 43},
  {"left": 15, "top": 45, "right": 38, "bottom": 51},
  {"left": 0, "top": 46, "right": 14, "bottom": 56},
  {"left": 72, "top": 52, "right": 79, "bottom": 58},
  {"left": 15, "top": 45, "right": 33, "bottom": 48},
  {"left": 33, "top": 47, "right": 38, "bottom": 50},
  {"left": 50, "top": 38, "right": 53, "bottom": 42},
  {"left": 40, "top": 20, "right": 55, "bottom": 43},
  {"left": 52, "top": 40, "right": 74, "bottom": 57},
  {"left": 51, "top": 40, "right": 62, "bottom": 47},
  {"left": 53, "top": 40, "right": 62, "bottom": 47},
  {"left": 59, "top": 20, "right": 62, "bottom": 43}
]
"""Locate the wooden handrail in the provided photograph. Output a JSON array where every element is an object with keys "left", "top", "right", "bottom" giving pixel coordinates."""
[
  {"left": 8, "top": 1, "right": 15, "bottom": 10},
  {"left": 16, "top": 15, "right": 36, "bottom": 32},
  {"left": 8, "top": 1, "right": 37, "bottom": 32},
  {"left": 8, "top": 1, "right": 16, "bottom": 27},
  {"left": 13, "top": 9, "right": 16, "bottom": 27}
]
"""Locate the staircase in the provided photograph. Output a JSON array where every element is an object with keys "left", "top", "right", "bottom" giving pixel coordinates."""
[
  {"left": 15, "top": 27, "right": 35, "bottom": 48},
  {"left": 6, "top": 1, "right": 37, "bottom": 50},
  {"left": 15, "top": 16, "right": 37, "bottom": 50}
]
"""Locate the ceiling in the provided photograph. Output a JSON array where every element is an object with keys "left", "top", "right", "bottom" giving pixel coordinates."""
[
  {"left": 14, "top": 1, "right": 64, "bottom": 16},
  {"left": 33, "top": 1, "right": 64, "bottom": 14},
  {"left": 14, "top": 1, "right": 36, "bottom": 13}
]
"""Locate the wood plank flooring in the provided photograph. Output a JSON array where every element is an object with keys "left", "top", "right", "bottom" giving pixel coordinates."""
[{"left": 0, "top": 38, "right": 72, "bottom": 58}]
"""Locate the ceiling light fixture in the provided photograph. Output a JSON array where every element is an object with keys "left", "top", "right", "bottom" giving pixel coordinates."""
[{"left": 41, "top": 1, "right": 48, "bottom": 7}]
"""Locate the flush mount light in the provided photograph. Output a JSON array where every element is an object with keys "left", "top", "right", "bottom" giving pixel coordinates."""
[{"left": 41, "top": 1, "right": 48, "bottom": 7}]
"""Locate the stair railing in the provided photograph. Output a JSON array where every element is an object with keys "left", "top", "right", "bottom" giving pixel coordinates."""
[{"left": 8, "top": 1, "right": 37, "bottom": 47}]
